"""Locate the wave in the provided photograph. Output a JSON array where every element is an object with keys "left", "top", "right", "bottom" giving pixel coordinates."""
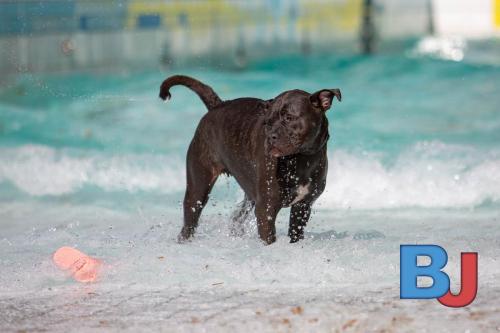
[
  {"left": 319, "top": 141, "right": 500, "bottom": 209},
  {"left": 0, "top": 145, "right": 185, "bottom": 196},
  {"left": 1, "top": 143, "right": 499, "bottom": 209}
]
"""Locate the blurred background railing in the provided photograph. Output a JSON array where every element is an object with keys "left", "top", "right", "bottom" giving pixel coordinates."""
[{"left": 0, "top": 0, "right": 499, "bottom": 77}]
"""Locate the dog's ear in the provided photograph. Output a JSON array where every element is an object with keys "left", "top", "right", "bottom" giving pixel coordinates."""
[{"left": 310, "top": 89, "right": 341, "bottom": 111}]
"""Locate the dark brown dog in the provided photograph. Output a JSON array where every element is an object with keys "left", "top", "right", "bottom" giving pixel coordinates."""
[{"left": 159, "top": 75, "right": 341, "bottom": 244}]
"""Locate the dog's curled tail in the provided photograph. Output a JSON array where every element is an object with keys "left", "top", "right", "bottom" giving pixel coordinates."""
[{"left": 159, "top": 75, "right": 222, "bottom": 111}]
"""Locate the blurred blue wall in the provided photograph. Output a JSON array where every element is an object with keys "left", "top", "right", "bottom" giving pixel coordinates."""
[{"left": 0, "top": 1, "right": 126, "bottom": 35}]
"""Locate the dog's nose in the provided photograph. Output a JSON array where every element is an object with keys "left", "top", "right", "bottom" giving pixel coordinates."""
[{"left": 270, "top": 133, "right": 278, "bottom": 143}]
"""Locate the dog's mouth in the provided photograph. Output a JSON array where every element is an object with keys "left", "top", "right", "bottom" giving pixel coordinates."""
[
  {"left": 270, "top": 144, "right": 298, "bottom": 158},
  {"left": 267, "top": 137, "right": 298, "bottom": 158},
  {"left": 270, "top": 146, "right": 284, "bottom": 157}
]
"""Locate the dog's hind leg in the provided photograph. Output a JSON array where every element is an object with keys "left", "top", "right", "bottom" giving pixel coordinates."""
[
  {"left": 230, "top": 195, "right": 255, "bottom": 237},
  {"left": 179, "top": 140, "right": 220, "bottom": 242}
]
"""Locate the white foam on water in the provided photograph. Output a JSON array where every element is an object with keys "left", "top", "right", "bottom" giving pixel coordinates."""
[
  {"left": 1, "top": 142, "right": 500, "bottom": 209},
  {"left": 0, "top": 145, "right": 185, "bottom": 196},
  {"left": 0, "top": 201, "right": 499, "bottom": 332},
  {"left": 320, "top": 141, "right": 500, "bottom": 209}
]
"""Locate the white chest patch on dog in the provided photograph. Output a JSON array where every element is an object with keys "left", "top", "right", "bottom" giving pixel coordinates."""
[{"left": 291, "top": 183, "right": 310, "bottom": 205}]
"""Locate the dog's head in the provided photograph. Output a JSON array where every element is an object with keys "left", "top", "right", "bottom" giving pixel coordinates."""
[{"left": 264, "top": 89, "right": 341, "bottom": 157}]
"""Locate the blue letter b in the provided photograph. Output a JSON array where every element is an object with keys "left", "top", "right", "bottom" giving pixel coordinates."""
[{"left": 400, "top": 245, "right": 450, "bottom": 299}]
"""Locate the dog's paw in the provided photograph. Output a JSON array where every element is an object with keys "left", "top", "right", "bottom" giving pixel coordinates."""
[
  {"left": 177, "top": 227, "right": 195, "bottom": 243},
  {"left": 288, "top": 229, "right": 304, "bottom": 243},
  {"left": 289, "top": 233, "right": 304, "bottom": 244},
  {"left": 176, "top": 233, "right": 190, "bottom": 244},
  {"left": 261, "top": 234, "right": 277, "bottom": 245}
]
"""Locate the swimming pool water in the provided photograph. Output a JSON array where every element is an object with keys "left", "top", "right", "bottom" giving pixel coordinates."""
[{"left": 1, "top": 45, "right": 499, "bottom": 210}]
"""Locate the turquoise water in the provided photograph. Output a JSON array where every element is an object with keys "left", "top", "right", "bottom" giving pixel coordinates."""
[{"left": 1, "top": 42, "right": 500, "bottom": 211}]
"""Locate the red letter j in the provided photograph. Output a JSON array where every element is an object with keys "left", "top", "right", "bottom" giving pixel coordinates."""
[{"left": 438, "top": 252, "right": 478, "bottom": 307}]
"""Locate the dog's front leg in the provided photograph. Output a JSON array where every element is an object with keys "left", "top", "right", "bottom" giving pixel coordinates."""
[
  {"left": 255, "top": 199, "right": 279, "bottom": 245},
  {"left": 255, "top": 157, "right": 281, "bottom": 245},
  {"left": 288, "top": 202, "right": 312, "bottom": 243}
]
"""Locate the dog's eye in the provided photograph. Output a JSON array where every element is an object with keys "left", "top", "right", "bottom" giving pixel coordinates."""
[{"left": 284, "top": 115, "right": 293, "bottom": 122}]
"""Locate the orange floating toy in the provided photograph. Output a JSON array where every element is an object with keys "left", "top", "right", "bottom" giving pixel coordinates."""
[{"left": 53, "top": 246, "right": 101, "bottom": 283}]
